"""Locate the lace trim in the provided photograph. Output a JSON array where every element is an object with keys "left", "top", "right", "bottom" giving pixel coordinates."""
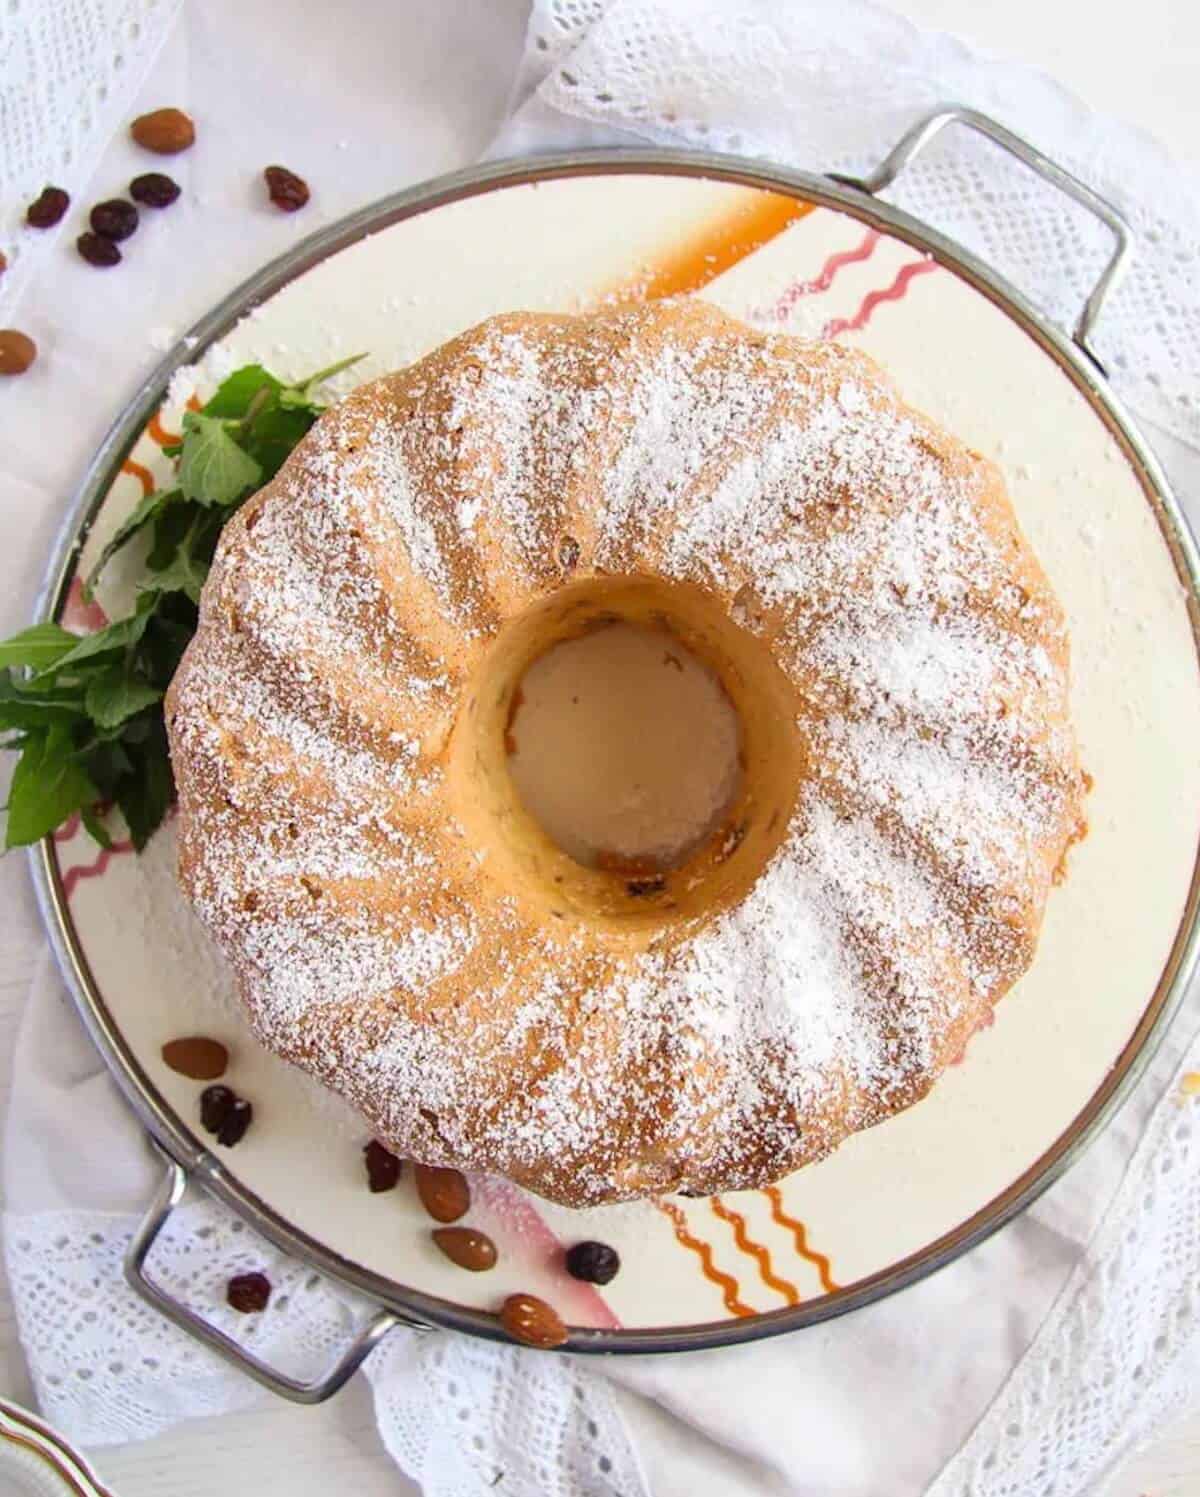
[{"left": 3, "top": 1198, "right": 647, "bottom": 1495}]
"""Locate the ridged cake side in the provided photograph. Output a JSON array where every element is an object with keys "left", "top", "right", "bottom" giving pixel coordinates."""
[{"left": 166, "top": 300, "right": 1086, "bottom": 1206}]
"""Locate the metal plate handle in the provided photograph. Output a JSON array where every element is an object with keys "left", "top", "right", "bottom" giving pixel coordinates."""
[
  {"left": 125, "top": 1153, "right": 404, "bottom": 1404},
  {"left": 832, "top": 105, "right": 1132, "bottom": 365}
]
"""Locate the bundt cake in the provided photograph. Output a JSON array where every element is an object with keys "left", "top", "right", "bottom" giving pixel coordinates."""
[{"left": 166, "top": 299, "right": 1086, "bottom": 1208}]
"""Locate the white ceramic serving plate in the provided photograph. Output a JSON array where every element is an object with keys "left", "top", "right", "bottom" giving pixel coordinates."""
[{"left": 31, "top": 120, "right": 1200, "bottom": 1375}]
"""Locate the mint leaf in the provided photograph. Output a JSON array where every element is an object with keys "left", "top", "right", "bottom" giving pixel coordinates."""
[
  {"left": 0, "top": 677, "right": 87, "bottom": 730},
  {"left": 0, "top": 354, "right": 371, "bottom": 854},
  {"left": 146, "top": 499, "right": 199, "bottom": 572},
  {"left": 83, "top": 667, "right": 163, "bottom": 730},
  {"left": 278, "top": 353, "right": 367, "bottom": 411},
  {"left": 3, "top": 724, "right": 98, "bottom": 849},
  {"left": 139, "top": 512, "right": 213, "bottom": 605},
  {"left": 203, "top": 365, "right": 282, "bottom": 420},
  {"left": 114, "top": 719, "right": 173, "bottom": 850},
  {"left": 85, "top": 487, "right": 181, "bottom": 597},
  {"left": 240, "top": 402, "right": 315, "bottom": 482},
  {"left": 0, "top": 622, "right": 80, "bottom": 671},
  {"left": 80, "top": 802, "right": 113, "bottom": 850},
  {"left": 79, "top": 736, "right": 133, "bottom": 796},
  {"left": 178, "top": 412, "right": 262, "bottom": 507},
  {"left": 140, "top": 545, "right": 209, "bottom": 604},
  {"left": 42, "top": 594, "right": 157, "bottom": 675},
  {"left": 136, "top": 592, "right": 197, "bottom": 687}
]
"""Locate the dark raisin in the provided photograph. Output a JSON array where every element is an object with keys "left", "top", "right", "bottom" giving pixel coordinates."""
[
  {"left": 626, "top": 876, "right": 666, "bottom": 898},
  {"left": 264, "top": 165, "right": 310, "bottom": 212},
  {"left": 26, "top": 187, "right": 69, "bottom": 228},
  {"left": 364, "top": 1139, "right": 401, "bottom": 1192},
  {"left": 200, "top": 1084, "right": 235, "bottom": 1134},
  {"left": 564, "top": 1240, "right": 620, "bottom": 1285},
  {"left": 216, "top": 1097, "right": 253, "bottom": 1147},
  {"left": 89, "top": 199, "right": 139, "bottom": 241},
  {"left": 76, "top": 232, "right": 121, "bottom": 267},
  {"left": 130, "top": 172, "right": 181, "bottom": 208},
  {"left": 226, "top": 1271, "right": 271, "bottom": 1313}
]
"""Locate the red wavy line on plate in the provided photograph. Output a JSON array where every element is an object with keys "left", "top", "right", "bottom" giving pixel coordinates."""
[
  {"left": 709, "top": 1196, "right": 801, "bottom": 1305},
  {"left": 654, "top": 1199, "right": 756, "bottom": 1317},
  {"left": 146, "top": 409, "right": 180, "bottom": 447},
  {"left": 120, "top": 457, "right": 156, "bottom": 497},
  {"left": 822, "top": 257, "right": 939, "bottom": 339},
  {"left": 761, "top": 1186, "right": 840, "bottom": 1294},
  {"left": 146, "top": 393, "right": 200, "bottom": 448},
  {"left": 468, "top": 1174, "right": 621, "bottom": 1329},
  {"left": 61, "top": 837, "right": 135, "bottom": 898},
  {"left": 52, "top": 813, "right": 82, "bottom": 844},
  {"left": 770, "top": 228, "right": 881, "bottom": 319}
]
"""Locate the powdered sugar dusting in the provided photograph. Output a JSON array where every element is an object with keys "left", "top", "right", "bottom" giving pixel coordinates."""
[{"left": 166, "top": 300, "right": 1084, "bottom": 1207}]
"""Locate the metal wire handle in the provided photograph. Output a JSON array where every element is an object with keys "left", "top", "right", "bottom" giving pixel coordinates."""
[
  {"left": 831, "top": 105, "right": 1133, "bottom": 366},
  {"left": 125, "top": 1153, "right": 406, "bottom": 1403}
]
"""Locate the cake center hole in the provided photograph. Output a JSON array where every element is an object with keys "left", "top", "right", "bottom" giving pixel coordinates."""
[{"left": 506, "top": 622, "right": 743, "bottom": 872}]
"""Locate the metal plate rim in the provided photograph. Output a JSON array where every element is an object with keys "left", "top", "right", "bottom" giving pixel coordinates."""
[{"left": 28, "top": 145, "right": 1200, "bottom": 1355}]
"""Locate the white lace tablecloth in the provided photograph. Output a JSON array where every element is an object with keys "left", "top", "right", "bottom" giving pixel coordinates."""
[{"left": 3, "top": 2, "right": 1200, "bottom": 1495}]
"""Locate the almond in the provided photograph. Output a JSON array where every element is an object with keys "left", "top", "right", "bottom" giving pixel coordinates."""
[
  {"left": 0, "top": 331, "right": 36, "bottom": 375},
  {"left": 432, "top": 1226, "right": 497, "bottom": 1272},
  {"left": 130, "top": 107, "right": 195, "bottom": 155},
  {"left": 414, "top": 1163, "right": 470, "bottom": 1223},
  {"left": 500, "top": 1292, "right": 568, "bottom": 1349},
  {"left": 162, "top": 1035, "right": 229, "bottom": 1080}
]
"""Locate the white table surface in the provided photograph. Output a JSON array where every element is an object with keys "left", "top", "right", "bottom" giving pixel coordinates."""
[{"left": 0, "top": 2, "right": 1197, "bottom": 1493}]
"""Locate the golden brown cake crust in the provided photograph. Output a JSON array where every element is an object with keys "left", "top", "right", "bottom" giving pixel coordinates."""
[{"left": 166, "top": 300, "right": 1086, "bottom": 1207}]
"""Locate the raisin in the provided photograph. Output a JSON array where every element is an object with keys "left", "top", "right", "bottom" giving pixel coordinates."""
[
  {"left": 500, "top": 1293, "right": 568, "bottom": 1349},
  {"left": 363, "top": 1140, "right": 401, "bottom": 1192},
  {"left": 0, "top": 251, "right": 8, "bottom": 274},
  {"left": 216, "top": 1097, "right": 253, "bottom": 1147},
  {"left": 264, "top": 165, "right": 310, "bottom": 213},
  {"left": 626, "top": 876, "right": 666, "bottom": 897},
  {"left": 26, "top": 187, "right": 69, "bottom": 229},
  {"left": 226, "top": 1271, "right": 271, "bottom": 1313},
  {"left": 200, "top": 1084, "right": 235, "bottom": 1134},
  {"left": 76, "top": 232, "right": 121, "bottom": 268},
  {"left": 130, "top": 172, "right": 181, "bottom": 208},
  {"left": 89, "top": 199, "right": 139, "bottom": 241},
  {"left": 564, "top": 1240, "right": 620, "bottom": 1285},
  {"left": 0, "top": 331, "right": 37, "bottom": 375}
]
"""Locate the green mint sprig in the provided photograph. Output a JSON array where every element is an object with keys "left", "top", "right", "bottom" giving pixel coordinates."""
[{"left": 0, "top": 353, "right": 366, "bottom": 852}]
